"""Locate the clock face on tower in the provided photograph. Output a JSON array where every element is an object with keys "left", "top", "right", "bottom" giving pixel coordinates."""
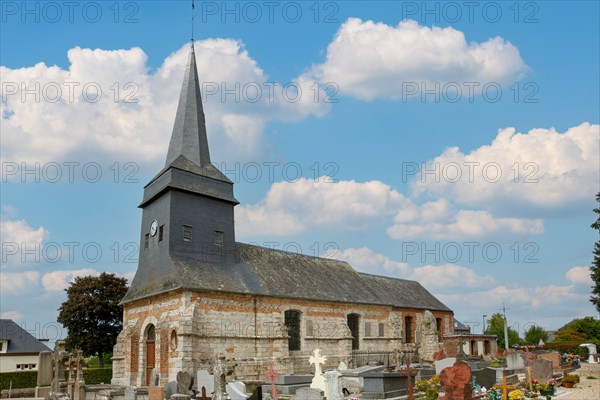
[{"left": 150, "top": 220, "right": 158, "bottom": 237}]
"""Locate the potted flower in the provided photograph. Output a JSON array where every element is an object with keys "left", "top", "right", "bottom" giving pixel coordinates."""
[
  {"left": 538, "top": 381, "right": 556, "bottom": 396},
  {"left": 563, "top": 373, "right": 580, "bottom": 388}
]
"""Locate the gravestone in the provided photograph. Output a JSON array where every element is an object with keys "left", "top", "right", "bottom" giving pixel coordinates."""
[
  {"left": 177, "top": 372, "right": 194, "bottom": 394},
  {"left": 439, "top": 360, "right": 472, "bottom": 400},
  {"left": 36, "top": 351, "right": 53, "bottom": 398},
  {"left": 172, "top": 395, "right": 191, "bottom": 400},
  {"left": 337, "top": 361, "right": 348, "bottom": 371},
  {"left": 294, "top": 388, "right": 322, "bottom": 400},
  {"left": 435, "top": 357, "right": 457, "bottom": 375},
  {"left": 580, "top": 343, "right": 598, "bottom": 363},
  {"left": 148, "top": 387, "right": 165, "bottom": 400},
  {"left": 214, "top": 356, "right": 233, "bottom": 400},
  {"left": 125, "top": 387, "right": 138, "bottom": 400},
  {"left": 526, "top": 358, "right": 553, "bottom": 383},
  {"left": 506, "top": 353, "right": 525, "bottom": 370},
  {"left": 521, "top": 352, "right": 538, "bottom": 365},
  {"left": 472, "top": 368, "right": 497, "bottom": 389},
  {"left": 309, "top": 349, "right": 327, "bottom": 394},
  {"left": 539, "top": 351, "right": 561, "bottom": 370},
  {"left": 324, "top": 371, "right": 342, "bottom": 400},
  {"left": 165, "top": 382, "right": 179, "bottom": 400},
  {"left": 197, "top": 370, "right": 215, "bottom": 395},
  {"left": 226, "top": 382, "right": 249, "bottom": 400},
  {"left": 150, "top": 368, "right": 160, "bottom": 387}
]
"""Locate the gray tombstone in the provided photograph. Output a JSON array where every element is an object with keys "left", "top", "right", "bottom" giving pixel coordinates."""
[
  {"left": 506, "top": 353, "right": 525, "bottom": 370},
  {"left": 226, "top": 382, "right": 248, "bottom": 400},
  {"left": 337, "top": 362, "right": 348, "bottom": 372},
  {"left": 177, "top": 371, "right": 194, "bottom": 394},
  {"left": 36, "top": 351, "right": 53, "bottom": 398},
  {"left": 294, "top": 388, "right": 322, "bottom": 400},
  {"left": 324, "top": 371, "right": 342, "bottom": 400},
  {"left": 472, "top": 368, "right": 497, "bottom": 389},
  {"left": 165, "top": 381, "right": 179, "bottom": 400},
  {"left": 527, "top": 358, "right": 553, "bottom": 383},
  {"left": 172, "top": 395, "right": 191, "bottom": 400},
  {"left": 150, "top": 368, "right": 160, "bottom": 387},
  {"left": 434, "top": 357, "right": 457, "bottom": 375},
  {"left": 197, "top": 369, "right": 215, "bottom": 395},
  {"left": 125, "top": 387, "right": 138, "bottom": 400}
]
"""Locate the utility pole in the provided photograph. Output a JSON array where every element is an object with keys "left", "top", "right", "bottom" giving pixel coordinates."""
[
  {"left": 500, "top": 304, "right": 510, "bottom": 350},
  {"left": 482, "top": 314, "right": 487, "bottom": 334}
]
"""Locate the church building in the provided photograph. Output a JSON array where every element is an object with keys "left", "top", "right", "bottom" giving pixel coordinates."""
[{"left": 111, "top": 43, "right": 455, "bottom": 386}]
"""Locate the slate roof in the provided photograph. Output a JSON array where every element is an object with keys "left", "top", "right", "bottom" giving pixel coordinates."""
[
  {"left": 453, "top": 319, "right": 470, "bottom": 332},
  {"left": 123, "top": 243, "right": 451, "bottom": 312},
  {"left": 0, "top": 319, "right": 51, "bottom": 353}
]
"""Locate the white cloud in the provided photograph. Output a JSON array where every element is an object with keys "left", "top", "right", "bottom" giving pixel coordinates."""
[
  {"left": 236, "top": 177, "right": 408, "bottom": 236},
  {"left": 388, "top": 205, "right": 544, "bottom": 240},
  {"left": 438, "top": 284, "right": 582, "bottom": 310},
  {"left": 41, "top": 268, "right": 101, "bottom": 292},
  {"left": 303, "top": 18, "right": 526, "bottom": 100},
  {"left": 411, "top": 123, "right": 599, "bottom": 210},
  {"left": 0, "top": 310, "right": 23, "bottom": 321},
  {"left": 327, "top": 247, "right": 410, "bottom": 274},
  {"left": 1, "top": 41, "right": 330, "bottom": 171},
  {"left": 566, "top": 266, "right": 593, "bottom": 285},
  {"left": 409, "top": 264, "right": 495, "bottom": 288},
  {"left": 0, "top": 271, "right": 40, "bottom": 294},
  {"left": 0, "top": 218, "right": 48, "bottom": 268}
]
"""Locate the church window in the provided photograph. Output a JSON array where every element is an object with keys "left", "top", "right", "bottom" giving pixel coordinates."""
[
  {"left": 364, "top": 322, "right": 371, "bottom": 337},
  {"left": 284, "top": 310, "right": 301, "bottom": 351},
  {"left": 404, "top": 316, "right": 413, "bottom": 343},
  {"left": 144, "top": 234, "right": 149, "bottom": 249},
  {"left": 170, "top": 330, "right": 178, "bottom": 350},
  {"left": 378, "top": 322, "right": 385, "bottom": 337},
  {"left": 183, "top": 225, "right": 192, "bottom": 242},
  {"left": 436, "top": 318, "right": 442, "bottom": 341},
  {"left": 214, "top": 231, "right": 224, "bottom": 247},
  {"left": 347, "top": 314, "right": 360, "bottom": 350},
  {"left": 159, "top": 225, "right": 164, "bottom": 242}
]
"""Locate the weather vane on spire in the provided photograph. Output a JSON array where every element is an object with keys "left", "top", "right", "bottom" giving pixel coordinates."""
[{"left": 191, "top": 0, "right": 196, "bottom": 43}]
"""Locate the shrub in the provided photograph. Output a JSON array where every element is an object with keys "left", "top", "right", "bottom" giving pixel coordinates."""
[
  {"left": 0, "top": 371, "right": 38, "bottom": 391},
  {"left": 82, "top": 368, "right": 113, "bottom": 384}
]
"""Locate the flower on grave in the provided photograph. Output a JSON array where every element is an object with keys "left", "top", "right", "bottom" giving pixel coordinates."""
[{"left": 508, "top": 389, "right": 525, "bottom": 400}]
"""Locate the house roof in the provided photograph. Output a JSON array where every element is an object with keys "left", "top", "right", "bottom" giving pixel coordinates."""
[
  {"left": 453, "top": 319, "right": 470, "bottom": 332},
  {"left": 0, "top": 319, "right": 51, "bottom": 353},
  {"left": 123, "top": 242, "right": 452, "bottom": 312}
]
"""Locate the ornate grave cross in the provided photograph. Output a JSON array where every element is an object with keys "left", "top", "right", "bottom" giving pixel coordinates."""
[
  {"left": 492, "top": 377, "right": 517, "bottom": 400},
  {"left": 265, "top": 365, "right": 280, "bottom": 400},
  {"left": 309, "top": 349, "right": 327, "bottom": 393},
  {"left": 405, "top": 354, "right": 414, "bottom": 400}
]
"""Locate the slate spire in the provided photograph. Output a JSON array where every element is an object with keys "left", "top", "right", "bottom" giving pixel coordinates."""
[{"left": 165, "top": 43, "right": 211, "bottom": 167}]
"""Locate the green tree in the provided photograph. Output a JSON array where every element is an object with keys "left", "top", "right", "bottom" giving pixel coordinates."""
[
  {"left": 591, "top": 192, "right": 600, "bottom": 313},
  {"left": 484, "top": 313, "right": 522, "bottom": 349},
  {"left": 524, "top": 325, "right": 549, "bottom": 345},
  {"left": 57, "top": 273, "right": 128, "bottom": 367},
  {"left": 560, "top": 317, "right": 600, "bottom": 342}
]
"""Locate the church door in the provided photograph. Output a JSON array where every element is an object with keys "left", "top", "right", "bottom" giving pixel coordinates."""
[
  {"left": 146, "top": 325, "right": 156, "bottom": 386},
  {"left": 347, "top": 314, "right": 360, "bottom": 350}
]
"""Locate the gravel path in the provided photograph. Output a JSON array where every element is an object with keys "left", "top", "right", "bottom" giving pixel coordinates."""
[{"left": 561, "top": 363, "right": 600, "bottom": 399}]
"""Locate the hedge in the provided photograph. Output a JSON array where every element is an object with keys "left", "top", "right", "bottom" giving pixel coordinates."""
[
  {"left": 0, "top": 368, "right": 112, "bottom": 391},
  {"left": 83, "top": 368, "right": 113, "bottom": 384},
  {"left": 0, "top": 371, "right": 37, "bottom": 391}
]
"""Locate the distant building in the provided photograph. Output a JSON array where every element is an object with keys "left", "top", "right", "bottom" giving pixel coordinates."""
[
  {"left": 444, "top": 319, "right": 498, "bottom": 358},
  {"left": 0, "top": 319, "right": 51, "bottom": 372}
]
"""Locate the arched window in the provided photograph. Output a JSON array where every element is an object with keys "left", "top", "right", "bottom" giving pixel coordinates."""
[
  {"left": 284, "top": 310, "right": 301, "bottom": 351},
  {"left": 404, "top": 316, "right": 413, "bottom": 343},
  {"left": 347, "top": 314, "right": 360, "bottom": 350}
]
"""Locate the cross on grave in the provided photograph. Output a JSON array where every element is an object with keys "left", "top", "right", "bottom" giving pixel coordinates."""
[
  {"left": 492, "top": 377, "right": 517, "bottom": 400},
  {"left": 309, "top": 349, "right": 327, "bottom": 395},
  {"left": 265, "top": 365, "right": 280, "bottom": 400},
  {"left": 404, "top": 354, "right": 414, "bottom": 400}
]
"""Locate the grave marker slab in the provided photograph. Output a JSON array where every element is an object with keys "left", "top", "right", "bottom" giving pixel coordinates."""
[
  {"left": 148, "top": 386, "right": 165, "bottom": 400},
  {"left": 439, "top": 360, "right": 472, "bottom": 400},
  {"left": 539, "top": 351, "right": 561, "bottom": 370},
  {"left": 526, "top": 358, "right": 553, "bottom": 383},
  {"left": 294, "top": 388, "right": 322, "bottom": 400},
  {"left": 324, "top": 371, "right": 342, "bottom": 400},
  {"left": 197, "top": 370, "right": 215, "bottom": 395},
  {"left": 434, "top": 357, "right": 457, "bottom": 375},
  {"left": 506, "top": 353, "right": 525, "bottom": 370}
]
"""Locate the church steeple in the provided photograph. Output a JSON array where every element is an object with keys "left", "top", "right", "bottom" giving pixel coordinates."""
[{"left": 165, "top": 43, "right": 211, "bottom": 167}]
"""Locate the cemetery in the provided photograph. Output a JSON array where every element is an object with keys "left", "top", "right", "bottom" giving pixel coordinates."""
[{"left": 3, "top": 338, "right": 597, "bottom": 400}]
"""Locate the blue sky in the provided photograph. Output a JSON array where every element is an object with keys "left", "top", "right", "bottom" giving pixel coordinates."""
[{"left": 1, "top": 1, "right": 599, "bottom": 343}]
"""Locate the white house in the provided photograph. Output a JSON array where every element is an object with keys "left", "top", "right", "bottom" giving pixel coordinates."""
[{"left": 0, "top": 319, "right": 51, "bottom": 372}]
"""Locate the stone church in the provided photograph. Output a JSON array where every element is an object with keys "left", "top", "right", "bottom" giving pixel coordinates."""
[{"left": 111, "top": 43, "right": 455, "bottom": 386}]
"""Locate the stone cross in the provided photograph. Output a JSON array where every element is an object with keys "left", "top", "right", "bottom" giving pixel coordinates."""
[
  {"left": 309, "top": 349, "right": 327, "bottom": 394},
  {"left": 265, "top": 365, "right": 280, "bottom": 400},
  {"left": 213, "top": 355, "right": 232, "bottom": 400},
  {"left": 492, "top": 377, "right": 517, "bottom": 400}
]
